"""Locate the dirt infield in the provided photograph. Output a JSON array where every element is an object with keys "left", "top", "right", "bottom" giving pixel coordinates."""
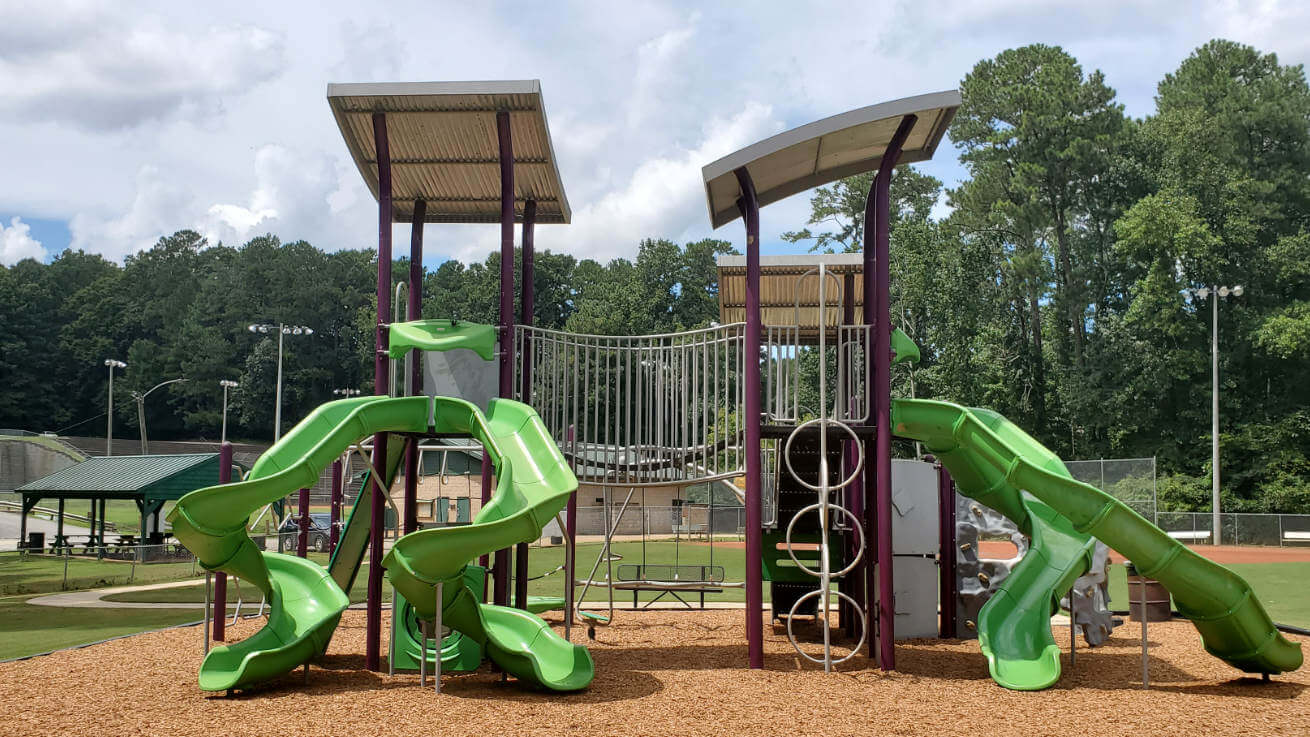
[
  {"left": 976, "top": 541, "right": 1310, "bottom": 564},
  {"left": 3, "top": 609, "right": 1306, "bottom": 737}
]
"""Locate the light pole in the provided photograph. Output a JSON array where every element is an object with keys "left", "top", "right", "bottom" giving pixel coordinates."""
[
  {"left": 248, "top": 323, "right": 314, "bottom": 442},
  {"left": 333, "top": 388, "right": 362, "bottom": 398},
  {"left": 219, "top": 380, "right": 240, "bottom": 444},
  {"left": 104, "top": 359, "right": 127, "bottom": 456},
  {"left": 1191, "top": 284, "right": 1245, "bottom": 545},
  {"left": 131, "top": 378, "right": 189, "bottom": 454}
]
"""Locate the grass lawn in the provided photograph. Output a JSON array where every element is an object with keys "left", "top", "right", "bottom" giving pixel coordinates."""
[
  {"left": 0, "top": 594, "right": 200, "bottom": 661},
  {"left": 1105, "top": 560, "right": 1310, "bottom": 628},
  {"left": 0, "top": 551, "right": 202, "bottom": 595}
]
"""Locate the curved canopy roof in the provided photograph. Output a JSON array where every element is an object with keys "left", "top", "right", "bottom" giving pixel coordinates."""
[
  {"left": 328, "top": 80, "right": 571, "bottom": 225},
  {"left": 701, "top": 90, "right": 960, "bottom": 229}
]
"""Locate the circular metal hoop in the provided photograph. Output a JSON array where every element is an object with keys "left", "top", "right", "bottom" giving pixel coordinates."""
[
  {"left": 784, "top": 502, "right": 865, "bottom": 578},
  {"left": 785, "top": 588, "right": 868, "bottom": 665},
  {"left": 782, "top": 418, "right": 865, "bottom": 492}
]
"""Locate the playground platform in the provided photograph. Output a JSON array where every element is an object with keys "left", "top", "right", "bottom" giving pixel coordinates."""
[{"left": 3, "top": 609, "right": 1306, "bottom": 737}]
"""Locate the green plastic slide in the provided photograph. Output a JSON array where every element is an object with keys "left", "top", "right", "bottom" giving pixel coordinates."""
[
  {"left": 169, "top": 395, "right": 431, "bottom": 691},
  {"left": 384, "top": 397, "right": 594, "bottom": 691},
  {"left": 891, "top": 397, "right": 1304, "bottom": 690},
  {"left": 388, "top": 319, "right": 497, "bottom": 360}
]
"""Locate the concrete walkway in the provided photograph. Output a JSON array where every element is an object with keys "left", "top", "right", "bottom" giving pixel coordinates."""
[{"left": 29, "top": 579, "right": 216, "bottom": 609}]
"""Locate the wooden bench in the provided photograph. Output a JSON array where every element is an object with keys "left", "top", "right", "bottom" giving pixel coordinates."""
[
  {"left": 1283, "top": 531, "right": 1310, "bottom": 544},
  {"left": 1166, "top": 530, "right": 1211, "bottom": 543},
  {"left": 614, "top": 564, "right": 725, "bottom": 609}
]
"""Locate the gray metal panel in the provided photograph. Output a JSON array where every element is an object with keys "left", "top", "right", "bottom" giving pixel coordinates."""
[
  {"left": 423, "top": 349, "right": 497, "bottom": 410},
  {"left": 327, "top": 79, "right": 571, "bottom": 224},
  {"left": 701, "top": 90, "right": 961, "bottom": 229},
  {"left": 891, "top": 556, "right": 940, "bottom": 639},
  {"left": 891, "top": 459, "right": 939, "bottom": 555}
]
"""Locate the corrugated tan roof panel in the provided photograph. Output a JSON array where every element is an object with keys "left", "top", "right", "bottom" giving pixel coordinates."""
[
  {"left": 701, "top": 90, "right": 960, "bottom": 229},
  {"left": 328, "top": 80, "right": 570, "bottom": 224},
  {"left": 717, "top": 254, "right": 868, "bottom": 338}
]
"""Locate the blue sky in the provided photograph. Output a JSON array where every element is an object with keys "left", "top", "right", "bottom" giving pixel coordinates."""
[{"left": 2, "top": 1, "right": 1307, "bottom": 269}]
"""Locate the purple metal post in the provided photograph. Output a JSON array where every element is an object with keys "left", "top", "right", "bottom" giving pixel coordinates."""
[
  {"left": 733, "top": 166, "right": 764, "bottom": 669},
  {"left": 937, "top": 461, "right": 957, "bottom": 638},
  {"left": 841, "top": 272, "right": 862, "bottom": 637},
  {"left": 365, "top": 110, "right": 393, "bottom": 672},
  {"left": 329, "top": 459, "right": 343, "bottom": 555},
  {"left": 404, "top": 199, "right": 426, "bottom": 536},
  {"left": 479, "top": 457, "right": 492, "bottom": 596},
  {"left": 493, "top": 109, "right": 515, "bottom": 608},
  {"left": 297, "top": 487, "right": 310, "bottom": 557},
  {"left": 213, "top": 442, "right": 233, "bottom": 641},
  {"left": 866, "top": 114, "right": 917, "bottom": 670},
  {"left": 514, "top": 199, "right": 536, "bottom": 610},
  {"left": 565, "top": 425, "right": 577, "bottom": 621}
]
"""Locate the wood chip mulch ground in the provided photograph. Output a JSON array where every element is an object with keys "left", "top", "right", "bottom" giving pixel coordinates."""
[{"left": 2, "top": 609, "right": 1307, "bottom": 737}]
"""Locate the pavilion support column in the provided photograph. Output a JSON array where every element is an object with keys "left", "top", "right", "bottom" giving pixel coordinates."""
[
  {"left": 88, "top": 499, "right": 97, "bottom": 548},
  {"left": 404, "top": 199, "right": 426, "bottom": 537},
  {"left": 733, "top": 166, "right": 764, "bottom": 669},
  {"left": 864, "top": 114, "right": 916, "bottom": 670},
  {"left": 514, "top": 200, "right": 536, "bottom": 611},
  {"left": 99, "top": 498, "right": 106, "bottom": 546},
  {"left": 366, "top": 110, "right": 394, "bottom": 672},
  {"left": 214, "top": 442, "right": 233, "bottom": 641},
  {"left": 492, "top": 109, "right": 515, "bottom": 608},
  {"left": 19, "top": 497, "right": 30, "bottom": 550}
]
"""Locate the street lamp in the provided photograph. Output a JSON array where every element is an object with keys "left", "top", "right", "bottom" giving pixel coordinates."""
[
  {"left": 219, "top": 380, "right": 240, "bottom": 444},
  {"left": 248, "top": 323, "right": 314, "bottom": 442},
  {"left": 333, "top": 388, "right": 362, "bottom": 398},
  {"left": 104, "top": 359, "right": 127, "bottom": 456},
  {"left": 131, "top": 378, "right": 189, "bottom": 454},
  {"left": 1190, "top": 284, "right": 1246, "bottom": 545}
]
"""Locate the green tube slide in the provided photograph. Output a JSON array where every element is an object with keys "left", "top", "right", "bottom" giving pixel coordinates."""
[
  {"left": 383, "top": 397, "right": 593, "bottom": 691},
  {"left": 891, "top": 397, "right": 1303, "bottom": 690}
]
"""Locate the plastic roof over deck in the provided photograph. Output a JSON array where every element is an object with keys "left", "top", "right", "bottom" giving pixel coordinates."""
[
  {"left": 717, "top": 254, "right": 865, "bottom": 334},
  {"left": 327, "top": 80, "right": 571, "bottom": 224},
  {"left": 701, "top": 90, "right": 960, "bottom": 229}
]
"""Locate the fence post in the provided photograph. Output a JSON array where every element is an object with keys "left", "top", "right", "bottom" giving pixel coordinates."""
[
  {"left": 1279, "top": 514, "right": 1285, "bottom": 547},
  {"left": 62, "top": 547, "right": 70, "bottom": 590}
]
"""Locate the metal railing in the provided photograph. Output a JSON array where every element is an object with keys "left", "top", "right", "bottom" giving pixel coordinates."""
[{"left": 570, "top": 504, "right": 746, "bottom": 538}]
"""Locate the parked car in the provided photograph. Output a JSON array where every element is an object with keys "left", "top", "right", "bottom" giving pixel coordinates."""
[{"left": 278, "top": 512, "right": 334, "bottom": 552}]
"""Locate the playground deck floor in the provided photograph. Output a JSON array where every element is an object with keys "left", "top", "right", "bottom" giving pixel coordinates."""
[{"left": 3, "top": 609, "right": 1306, "bottom": 737}]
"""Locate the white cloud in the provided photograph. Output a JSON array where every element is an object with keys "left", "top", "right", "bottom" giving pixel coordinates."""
[
  {"left": 68, "top": 166, "right": 194, "bottom": 259},
  {"left": 1, "top": 216, "right": 47, "bottom": 265},
  {"left": 0, "top": 1, "right": 284, "bottom": 130}
]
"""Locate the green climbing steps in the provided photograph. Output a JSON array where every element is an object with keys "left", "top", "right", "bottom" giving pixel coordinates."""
[{"left": 891, "top": 397, "right": 1303, "bottom": 690}]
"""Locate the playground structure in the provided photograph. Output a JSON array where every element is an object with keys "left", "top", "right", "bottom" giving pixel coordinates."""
[{"left": 164, "top": 80, "right": 1303, "bottom": 696}]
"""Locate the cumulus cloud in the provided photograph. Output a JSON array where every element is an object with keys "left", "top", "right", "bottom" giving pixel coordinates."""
[
  {"left": 1, "top": 216, "right": 47, "bottom": 265},
  {"left": 0, "top": 1, "right": 284, "bottom": 130},
  {"left": 68, "top": 166, "right": 194, "bottom": 259}
]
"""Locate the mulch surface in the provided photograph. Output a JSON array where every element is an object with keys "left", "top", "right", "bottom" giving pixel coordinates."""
[{"left": 3, "top": 609, "right": 1307, "bottom": 736}]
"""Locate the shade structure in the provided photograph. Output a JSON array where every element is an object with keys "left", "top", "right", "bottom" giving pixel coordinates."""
[
  {"left": 327, "top": 80, "right": 571, "bottom": 224},
  {"left": 717, "top": 253, "right": 866, "bottom": 337},
  {"left": 701, "top": 90, "right": 960, "bottom": 228}
]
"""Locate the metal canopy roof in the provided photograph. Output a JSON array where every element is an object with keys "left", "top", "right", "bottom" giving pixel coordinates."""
[
  {"left": 717, "top": 254, "right": 866, "bottom": 332},
  {"left": 18, "top": 454, "right": 219, "bottom": 499},
  {"left": 701, "top": 90, "right": 961, "bottom": 229},
  {"left": 327, "top": 80, "right": 571, "bottom": 225}
]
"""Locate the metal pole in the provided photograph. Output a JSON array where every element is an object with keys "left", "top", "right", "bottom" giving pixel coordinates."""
[
  {"left": 106, "top": 364, "right": 116, "bottom": 456},
  {"left": 137, "top": 396, "right": 148, "bottom": 454},
  {"left": 214, "top": 443, "right": 232, "bottom": 641},
  {"left": 1140, "top": 577, "right": 1150, "bottom": 688},
  {"left": 1211, "top": 289, "right": 1221, "bottom": 545},
  {"left": 515, "top": 199, "right": 536, "bottom": 611},
  {"left": 565, "top": 427, "right": 577, "bottom": 639},
  {"left": 297, "top": 487, "right": 310, "bottom": 557},
  {"left": 203, "top": 572, "right": 212, "bottom": 655},
  {"left": 937, "top": 462, "right": 956, "bottom": 638},
  {"left": 221, "top": 384, "right": 229, "bottom": 445},
  {"left": 870, "top": 115, "right": 916, "bottom": 670},
  {"left": 493, "top": 108, "right": 515, "bottom": 608},
  {"left": 366, "top": 109, "right": 393, "bottom": 672},
  {"left": 274, "top": 326, "right": 285, "bottom": 443},
  {"left": 732, "top": 166, "right": 763, "bottom": 669},
  {"left": 330, "top": 459, "right": 343, "bottom": 554},
  {"left": 434, "top": 581, "right": 443, "bottom": 694},
  {"left": 404, "top": 200, "right": 426, "bottom": 536}
]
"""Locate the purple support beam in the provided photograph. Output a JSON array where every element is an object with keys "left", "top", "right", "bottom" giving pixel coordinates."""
[
  {"left": 937, "top": 460, "right": 957, "bottom": 638},
  {"left": 479, "top": 457, "right": 492, "bottom": 597},
  {"left": 864, "top": 114, "right": 917, "bottom": 670},
  {"left": 565, "top": 425, "right": 577, "bottom": 622},
  {"left": 329, "top": 459, "right": 343, "bottom": 555},
  {"left": 514, "top": 199, "right": 536, "bottom": 610},
  {"left": 492, "top": 109, "right": 515, "bottom": 608},
  {"left": 841, "top": 272, "right": 862, "bottom": 637},
  {"left": 213, "top": 442, "right": 233, "bottom": 641},
  {"left": 297, "top": 487, "right": 310, "bottom": 557},
  {"left": 733, "top": 166, "right": 763, "bottom": 669},
  {"left": 404, "top": 199, "right": 426, "bottom": 536},
  {"left": 366, "top": 110, "right": 393, "bottom": 672}
]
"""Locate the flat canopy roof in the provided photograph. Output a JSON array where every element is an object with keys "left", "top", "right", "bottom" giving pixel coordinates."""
[
  {"left": 327, "top": 80, "right": 571, "bottom": 225},
  {"left": 717, "top": 254, "right": 866, "bottom": 333},
  {"left": 701, "top": 90, "right": 960, "bottom": 229}
]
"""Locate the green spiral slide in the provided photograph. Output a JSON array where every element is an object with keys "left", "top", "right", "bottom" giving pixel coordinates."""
[
  {"left": 891, "top": 397, "right": 1303, "bottom": 690},
  {"left": 168, "top": 394, "right": 592, "bottom": 692}
]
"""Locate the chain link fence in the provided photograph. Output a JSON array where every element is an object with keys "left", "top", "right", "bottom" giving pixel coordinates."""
[
  {"left": 572, "top": 504, "right": 746, "bottom": 538},
  {"left": 1065, "top": 457, "right": 1158, "bottom": 521}
]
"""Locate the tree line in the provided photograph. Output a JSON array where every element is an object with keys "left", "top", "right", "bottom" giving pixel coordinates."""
[{"left": 2, "top": 39, "right": 1307, "bottom": 512}]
